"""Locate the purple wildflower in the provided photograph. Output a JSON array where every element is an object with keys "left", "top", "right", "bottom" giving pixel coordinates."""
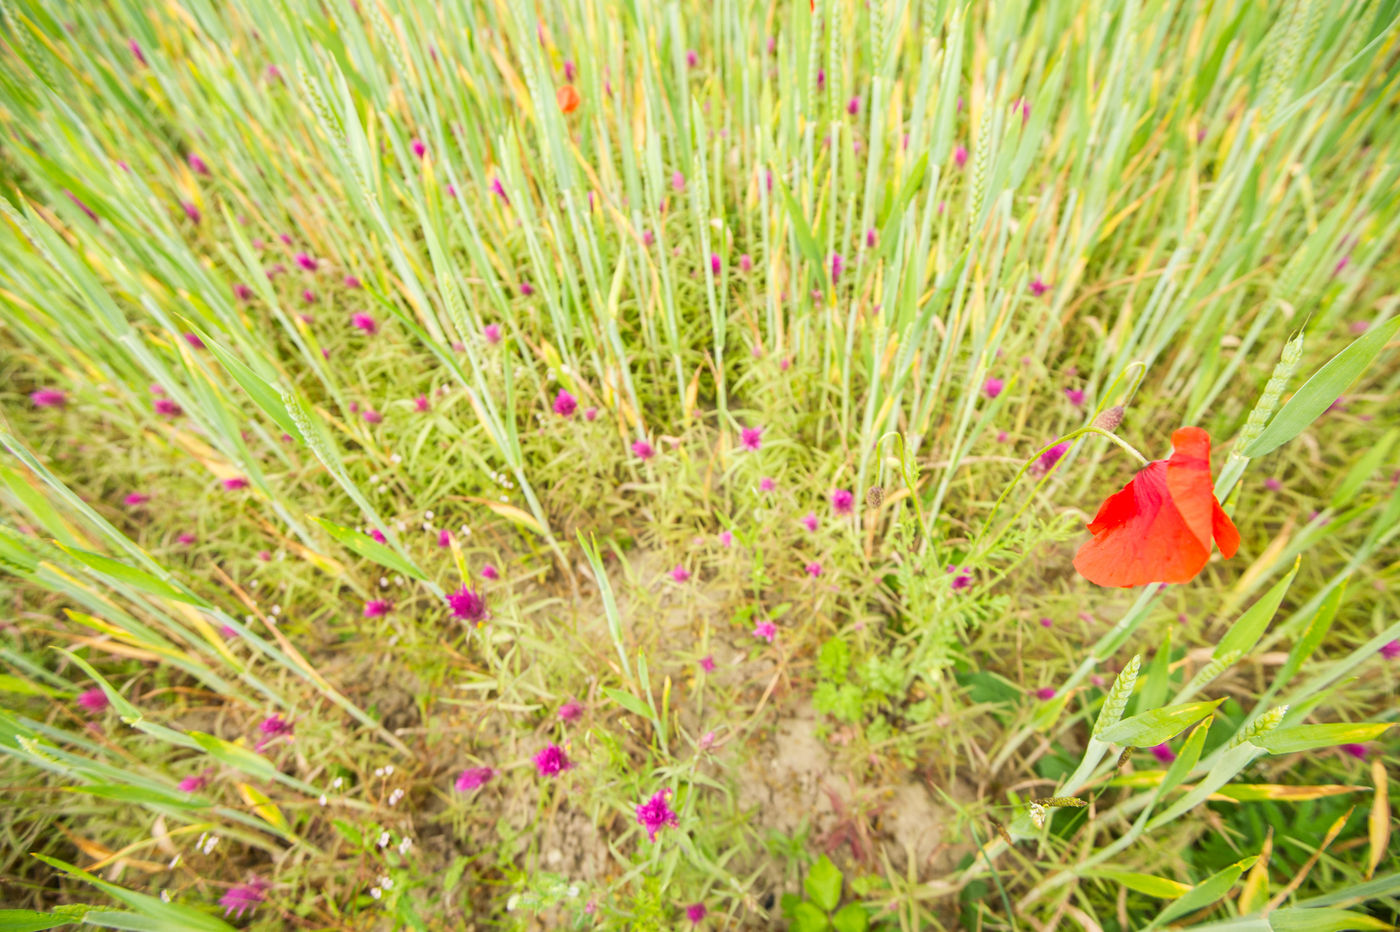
[
  {"left": 700, "top": 655, "right": 716, "bottom": 673},
  {"left": 154, "top": 398, "right": 183, "bottom": 417},
  {"left": 31, "top": 389, "right": 67, "bottom": 408},
  {"left": 831, "top": 488, "right": 854, "bottom": 515},
  {"left": 553, "top": 389, "right": 578, "bottom": 417},
  {"left": 436, "top": 528, "right": 451, "bottom": 549},
  {"left": 77, "top": 688, "right": 109, "bottom": 714},
  {"left": 520, "top": 281, "right": 534, "bottom": 296},
  {"left": 370, "top": 529, "right": 386, "bottom": 543},
  {"left": 219, "top": 879, "right": 269, "bottom": 919},
  {"left": 718, "top": 530, "right": 733, "bottom": 548},
  {"left": 636, "top": 789, "right": 680, "bottom": 841},
  {"left": 222, "top": 477, "right": 249, "bottom": 490},
  {"left": 672, "top": 170, "right": 686, "bottom": 192},
  {"left": 564, "top": 60, "right": 576, "bottom": 82},
  {"left": 632, "top": 440, "right": 655, "bottom": 460},
  {"left": 455, "top": 767, "right": 494, "bottom": 791},
  {"left": 1031, "top": 442, "right": 1070, "bottom": 475},
  {"left": 183, "top": 332, "right": 205, "bottom": 349},
  {"left": 484, "top": 324, "right": 502, "bottom": 345},
  {"left": 558, "top": 700, "right": 584, "bottom": 722},
  {"left": 411, "top": 138, "right": 426, "bottom": 159},
  {"left": 759, "top": 477, "right": 775, "bottom": 492},
  {"left": 124, "top": 492, "right": 150, "bottom": 507},
  {"left": 830, "top": 252, "right": 844, "bottom": 283},
  {"left": 128, "top": 39, "right": 146, "bottom": 65},
  {"left": 294, "top": 252, "right": 317, "bottom": 272},
  {"left": 686, "top": 49, "right": 698, "bottom": 68},
  {"left": 739, "top": 253, "right": 752, "bottom": 272},
  {"left": 801, "top": 512, "right": 818, "bottom": 532},
  {"left": 805, "top": 561, "right": 822, "bottom": 578},
  {"left": 259, "top": 715, "right": 293, "bottom": 738},
  {"left": 1034, "top": 687, "right": 1056, "bottom": 701},
  {"left": 188, "top": 153, "right": 209, "bottom": 175},
  {"left": 233, "top": 283, "right": 254, "bottom": 302},
  {"left": 534, "top": 743, "right": 571, "bottom": 777},
  {"left": 343, "top": 275, "right": 362, "bottom": 289},
  {"left": 954, "top": 145, "right": 968, "bottom": 167},
  {"left": 1029, "top": 277, "right": 1049, "bottom": 297},
  {"left": 669, "top": 565, "right": 691, "bottom": 583},
  {"left": 447, "top": 584, "right": 488, "bottom": 625},
  {"left": 740, "top": 426, "right": 763, "bottom": 451},
  {"left": 710, "top": 253, "right": 721, "bottom": 276},
  {"left": 1264, "top": 477, "right": 1282, "bottom": 492},
  {"left": 1064, "top": 388, "right": 1085, "bottom": 407},
  {"left": 846, "top": 96, "right": 860, "bottom": 116},
  {"left": 481, "top": 563, "right": 500, "bottom": 581},
  {"left": 686, "top": 903, "right": 708, "bottom": 924},
  {"left": 753, "top": 621, "right": 777, "bottom": 643},
  {"left": 178, "top": 773, "right": 208, "bottom": 793},
  {"left": 415, "top": 395, "right": 430, "bottom": 412},
  {"left": 1341, "top": 743, "right": 1368, "bottom": 760},
  {"left": 363, "top": 599, "right": 392, "bottom": 618},
  {"left": 1150, "top": 744, "right": 1177, "bottom": 764},
  {"left": 983, "top": 377, "right": 1004, "bottom": 399},
  {"left": 1378, "top": 640, "right": 1400, "bottom": 660},
  {"left": 182, "top": 201, "right": 200, "bottom": 225}
]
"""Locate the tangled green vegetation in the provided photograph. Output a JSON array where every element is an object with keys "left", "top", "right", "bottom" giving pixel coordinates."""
[{"left": 1, "top": 0, "right": 1398, "bottom": 928}]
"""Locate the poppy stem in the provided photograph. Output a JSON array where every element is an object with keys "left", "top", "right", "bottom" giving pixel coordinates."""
[{"left": 1088, "top": 428, "right": 1150, "bottom": 467}]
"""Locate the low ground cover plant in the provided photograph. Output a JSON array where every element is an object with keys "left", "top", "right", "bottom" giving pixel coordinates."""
[{"left": 0, "top": 0, "right": 1397, "bottom": 928}]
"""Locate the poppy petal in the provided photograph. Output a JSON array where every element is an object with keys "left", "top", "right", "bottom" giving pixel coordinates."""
[
  {"left": 1164, "top": 427, "right": 1215, "bottom": 551},
  {"left": 1073, "top": 462, "right": 1211, "bottom": 587},
  {"left": 1211, "top": 499, "right": 1240, "bottom": 558}
]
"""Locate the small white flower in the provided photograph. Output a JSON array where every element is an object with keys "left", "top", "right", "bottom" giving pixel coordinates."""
[
  {"left": 374, "top": 767, "right": 384, "bottom": 777},
  {"left": 378, "top": 831, "right": 390, "bottom": 848},
  {"left": 161, "top": 890, "right": 171, "bottom": 902},
  {"left": 332, "top": 777, "right": 343, "bottom": 789},
  {"left": 424, "top": 510, "right": 434, "bottom": 519},
  {"left": 319, "top": 794, "right": 328, "bottom": 806},
  {"left": 384, "top": 764, "right": 395, "bottom": 775},
  {"left": 381, "top": 876, "right": 394, "bottom": 889},
  {"left": 397, "top": 837, "right": 412, "bottom": 854},
  {"left": 390, "top": 453, "right": 402, "bottom": 463},
  {"left": 371, "top": 887, "right": 382, "bottom": 900}
]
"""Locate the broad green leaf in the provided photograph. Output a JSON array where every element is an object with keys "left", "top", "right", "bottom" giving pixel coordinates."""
[
  {"left": 1247, "top": 316, "right": 1400, "bottom": 457},
  {"left": 1257, "top": 723, "right": 1392, "bottom": 755},
  {"left": 805, "top": 855, "right": 843, "bottom": 913},
  {"left": 66, "top": 784, "right": 210, "bottom": 809},
  {"left": 0, "top": 463, "right": 80, "bottom": 546},
  {"left": 1139, "top": 629, "right": 1172, "bottom": 714},
  {"left": 1099, "top": 700, "right": 1222, "bottom": 748},
  {"left": 0, "top": 674, "right": 59, "bottom": 697},
  {"left": 1158, "top": 718, "right": 1212, "bottom": 798},
  {"left": 308, "top": 516, "right": 427, "bottom": 581},
  {"left": 51, "top": 544, "right": 206, "bottom": 607},
  {"left": 0, "top": 910, "right": 70, "bottom": 932},
  {"left": 188, "top": 731, "right": 282, "bottom": 782},
  {"left": 30, "top": 855, "right": 236, "bottom": 932},
  {"left": 1269, "top": 907, "right": 1394, "bottom": 931},
  {"left": 603, "top": 687, "right": 651, "bottom": 721},
  {"left": 1215, "top": 558, "right": 1299, "bottom": 661},
  {"left": 773, "top": 175, "right": 822, "bottom": 264},
  {"left": 831, "top": 902, "right": 869, "bottom": 932},
  {"left": 80, "top": 910, "right": 185, "bottom": 931},
  {"left": 193, "top": 328, "right": 300, "bottom": 438},
  {"left": 1152, "top": 858, "right": 1254, "bottom": 927},
  {"left": 1087, "top": 869, "right": 1191, "bottom": 898},
  {"left": 790, "top": 902, "right": 830, "bottom": 932}
]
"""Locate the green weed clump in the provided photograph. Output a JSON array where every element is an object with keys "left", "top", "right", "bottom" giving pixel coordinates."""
[{"left": 0, "top": 0, "right": 1397, "bottom": 928}]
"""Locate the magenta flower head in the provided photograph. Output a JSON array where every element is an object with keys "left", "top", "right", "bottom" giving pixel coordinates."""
[
  {"left": 490, "top": 177, "right": 509, "bottom": 203},
  {"left": 1064, "top": 388, "right": 1085, "bottom": 407},
  {"left": 178, "top": 772, "right": 208, "bottom": 793},
  {"left": 699, "top": 655, "right": 716, "bottom": 673},
  {"left": 182, "top": 201, "right": 201, "bottom": 225},
  {"left": 344, "top": 314, "right": 376, "bottom": 338},
  {"left": 455, "top": 766, "right": 494, "bottom": 791},
  {"left": 301, "top": 288, "right": 316, "bottom": 304},
  {"left": 343, "top": 274, "right": 362, "bottom": 289},
  {"left": 805, "top": 561, "right": 823, "bottom": 578},
  {"left": 177, "top": 532, "right": 197, "bottom": 546},
  {"left": 483, "top": 323, "right": 502, "bottom": 345},
  {"left": 219, "top": 878, "right": 269, "bottom": 919},
  {"left": 369, "top": 529, "right": 386, "bottom": 543},
  {"left": 564, "top": 59, "right": 576, "bottom": 81},
  {"left": 801, "top": 512, "right": 819, "bottom": 532},
  {"left": 753, "top": 621, "right": 777, "bottom": 643},
  {"left": 865, "top": 227, "right": 877, "bottom": 248},
  {"left": 718, "top": 530, "right": 733, "bottom": 549},
  {"left": 685, "top": 49, "right": 698, "bottom": 68},
  {"left": 830, "top": 253, "right": 844, "bottom": 283},
  {"left": 222, "top": 477, "right": 249, "bottom": 491},
  {"left": 30, "top": 389, "right": 67, "bottom": 408},
  {"left": 154, "top": 398, "right": 183, "bottom": 417},
  {"left": 710, "top": 253, "right": 721, "bottom": 276},
  {"left": 672, "top": 170, "right": 686, "bottom": 192},
  {"left": 363, "top": 599, "right": 392, "bottom": 618},
  {"left": 481, "top": 563, "right": 500, "bottom": 581},
  {"left": 448, "top": 584, "right": 489, "bottom": 626},
  {"left": 188, "top": 153, "right": 209, "bottom": 175},
  {"left": 632, "top": 439, "right": 655, "bottom": 460},
  {"left": 636, "top": 789, "right": 680, "bottom": 841},
  {"left": 846, "top": 96, "right": 860, "bottom": 116},
  {"left": 643, "top": 229, "right": 655, "bottom": 246},
  {"left": 740, "top": 426, "right": 764, "bottom": 452},
  {"left": 124, "top": 492, "right": 150, "bottom": 507},
  {"left": 1264, "top": 477, "right": 1282, "bottom": 492},
  {"left": 1150, "top": 744, "right": 1177, "bottom": 764},
  {"left": 1029, "top": 277, "right": 1049, "bottom": 297},
  {"left": 816, "top": 67, "right": 825, "bottom": 90},
  {"left": 77, "top": 688, "right": 109, "bottom": 714},
  {"left": 954, "top": 144, "right": 969, "bottom": 167},
  {"left": 558, "top": 700, "right": 584, "bottom": 722},
  {"left": 128, "top": 39, "right": 146, "bottom": 65},
  {"left": 1341, "top": 743, "right": 1368, "bottom": 760},
  {"left": 294, "top": 252, "right": 317, "bottom": 272},
  {"left": 260, "top": 714, "right": 293, "bottom": 737},
  {"left": 413, "top": 394, "right": 429, "bottom": 412},
  {"left": 686, "top": 903, "right": 708, "bottom": 924},
  {"left": 533, "top": 742, "right": 571, "bottom": 777},
  {"left": 233, "top": 283, "right": 254, "bottom": 302},
  {"left": 1031, "top": 441, "right": 1070, "bottom": 475},
  {"left": 519, "top": 280, "right": 535, "bottom": 296},
  {"left": 553, "top": 389, "right": 578, "bottom": 417},
  {"left": 669, "top": 565, "right": 691, "bottom": 583},
  {"left": 759, "top": 477, "right": 776, "bottom": 493},
  {"left": 830, "top": 488, "right": 854, "bottom": 515},
  {"left": 411, "top": 137, "right": 426, "bottom": 159},
  {"left": 1378, "top": 640, "right": 1400, "bottom": 660},
  {"left": 739, "top": 253, "right": 753, "bottom": 273},
  {"left": 1034, "top": 687, "right": 1057, "bottom": 701},
  {"left": 183, "top": 332, "right": 205, "bottom": 349},
  {"left": 983, "top": 377, "right": 1004, "bottom": 399}
]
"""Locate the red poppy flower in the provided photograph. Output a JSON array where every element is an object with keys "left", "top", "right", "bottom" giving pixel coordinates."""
[
  {"left": 1073, "top": 427, "right": 1240, "bottom": 587},
  {"left": 557, "top": 84, "right": 581, "bottom": 114}
]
